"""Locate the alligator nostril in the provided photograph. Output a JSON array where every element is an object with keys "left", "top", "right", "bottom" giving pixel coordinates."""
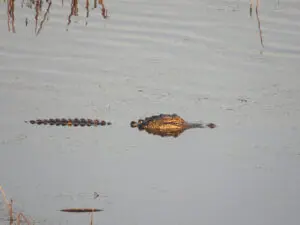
[{"left": 207, "top": 123, "right": 216, "bottom": 129}]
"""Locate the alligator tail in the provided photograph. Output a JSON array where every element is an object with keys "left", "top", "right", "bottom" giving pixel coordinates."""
[{"left": 25, "top": 118, "right": 112, "bottom": 127}]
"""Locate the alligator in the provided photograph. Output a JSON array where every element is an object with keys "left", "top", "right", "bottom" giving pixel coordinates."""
[
  {"left": 130, "top": 114, "right": 216, "bottom": 137},
  {"left": 25, "top": 118, "right": 112, "bottom": 127}
]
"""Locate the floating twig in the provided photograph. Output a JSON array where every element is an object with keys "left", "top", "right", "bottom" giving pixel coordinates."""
[
  {"left": 93, "top": 192, "right": 99, "bottom": 199},
  {"left": 60, "top": 208, "right": 104, "bottom": 213}
]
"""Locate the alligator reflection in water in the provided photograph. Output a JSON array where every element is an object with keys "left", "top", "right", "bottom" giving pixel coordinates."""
[{"left": 130, "top": 114, "right": 216, "bottom": 138}]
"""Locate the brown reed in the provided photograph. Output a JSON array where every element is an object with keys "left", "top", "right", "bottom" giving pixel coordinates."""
[
  {"left": 85, "top": 0, "right": 89, "bottom": 25},
  {"left": 0, "top": 186, "right": 13, "bottom": 223},
  {"left": 255, "top": 0, "right": 264, "bottom": 48},
  {"left": 7, "top": 0, "right": 15, "bottom": 33},
  {"left": 36, "top": 0, "right": 52, "bottom": 35},
  {"left": 34, "top": 0, "right": 41, "bottom": 33},
  {"left": 0, "top": 186, "right": 33, "bottom": 225},
  {"left": 16, "top": 212, "right": 31, "bottom": 225},
  {"left": 5, "top": 0, "right": 109, "bottom": 34},
  {"left": 67, "top": 0, "right": 79, "bottom": 29},
  {"left": 89, "top": 211, "right": 93, "bottom": 225},
  {"left": 98, "top": 0, "right": 107, "bottom": 18}
]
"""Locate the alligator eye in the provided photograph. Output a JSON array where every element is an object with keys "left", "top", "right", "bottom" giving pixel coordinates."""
[
  {"left": 130, "top": 121, "right": 137, "bottom": 128},
  {"left": 138, "top": 124, "right": 145, "bottom": 130}
]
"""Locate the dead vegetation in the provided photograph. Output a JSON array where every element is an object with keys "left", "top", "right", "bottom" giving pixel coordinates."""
[
  {"left": 250, "top": 0, "right": 264, "bottom": 48},
  {"left": 0, "top": 185, "right": 32, "bottom": 225},
  {"left": 1, "top": 186, "right": 103, "bottom": 225},
  {"left": 4, "top": 0, "right": 108, "bottom": 35}
]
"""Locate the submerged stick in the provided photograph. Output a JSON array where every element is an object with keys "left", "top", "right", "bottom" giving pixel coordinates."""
[{"left": 60, "top": 208, "right": 103, "bottom": 213}]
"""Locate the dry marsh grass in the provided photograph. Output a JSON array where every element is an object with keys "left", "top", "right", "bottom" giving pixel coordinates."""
[
  {"left": 3, "top": 0, "right": 264, "bottom": 48},
  {"left": 3, "top": 0, "right": 108, "bottom": 35},
  {"left": 0, "top": 185, "right": 32, "bottom": 225},
  {"left": 250, "top": 0, "right": 264, "bottom": 47},
  {"left": 1, "top": 186, "right": 103, "bottom": 225}
]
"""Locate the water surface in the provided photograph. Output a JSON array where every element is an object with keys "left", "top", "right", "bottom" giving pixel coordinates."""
[{"left": 1, "top": 0, "right": 300, "bottom": 225}]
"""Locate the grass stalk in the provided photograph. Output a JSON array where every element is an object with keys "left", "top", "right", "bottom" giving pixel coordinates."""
[
  {"left": 0, "top": 186, "right": 14, "bottom": 223},
  {"left": 36, "top": 0, "right": 52, "bottom": 35},
  {"left": 255, "top": 0, "right": 264, "bottom": 47},
  {"left": 90, "top": 211, "right": 93, "bottom": 225},
  {"left": 16, "top": 212, "right": 31, "bottom": 225},
  {"left": 98, "top": 0, "right": 107, "bottom": 18},
  {"left": 85, "top": 0, "right": 89, "bottom": 25}
]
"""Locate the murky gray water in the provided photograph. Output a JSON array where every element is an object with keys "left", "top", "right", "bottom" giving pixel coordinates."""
[{"left": 1, "top": 0, "right": 300, "bottom": 225}]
